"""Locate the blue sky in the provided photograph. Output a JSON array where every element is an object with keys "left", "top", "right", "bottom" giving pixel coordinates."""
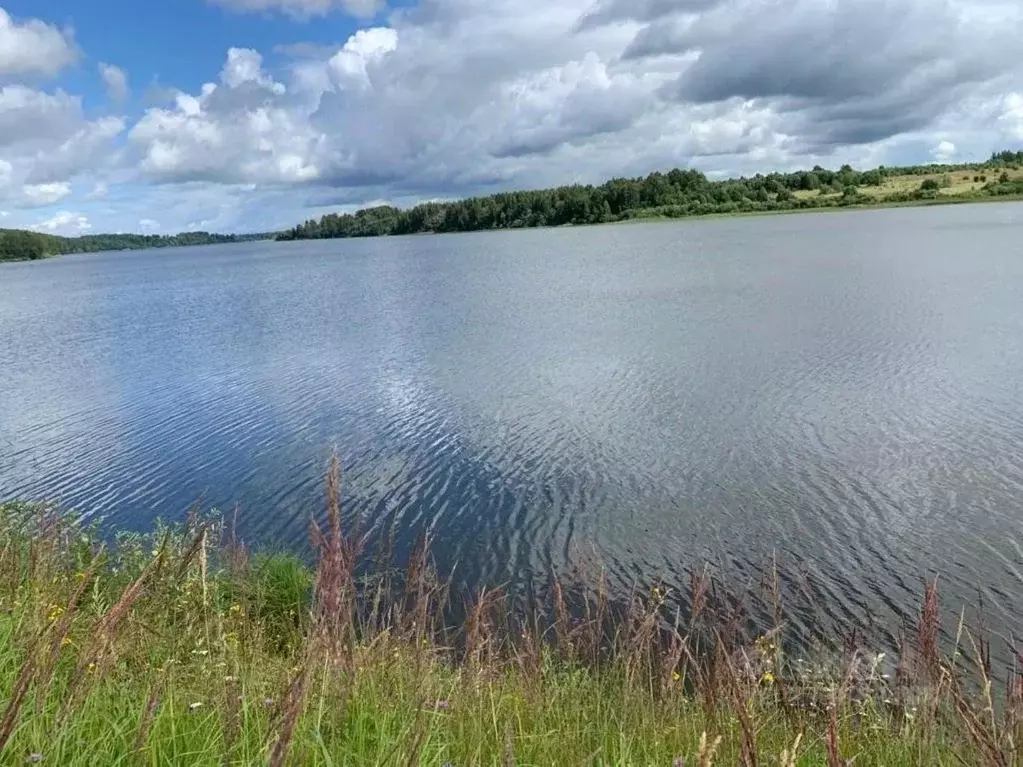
[
  {"left": 4, "top": 0, "right": 387, "bottom": 106},
  {"left": 1, "top": 0, "right": 1021, "bottom": 235}
]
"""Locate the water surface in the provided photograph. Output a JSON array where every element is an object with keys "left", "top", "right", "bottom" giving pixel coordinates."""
[{"left": 3, "top": 203, "right": 1023, "bottom": 645}]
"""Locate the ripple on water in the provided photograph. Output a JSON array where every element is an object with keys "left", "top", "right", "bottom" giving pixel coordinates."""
[{"left": 3, "top": 206, "right": 1023, "bottom": 661}]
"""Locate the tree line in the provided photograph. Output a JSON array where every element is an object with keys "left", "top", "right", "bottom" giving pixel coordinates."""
[
  {"left": 279, "top": 151, "right": 1023, "bottom": 242},
  {"left": 1, "top": 230, "right": 267, "bottom": 263}
]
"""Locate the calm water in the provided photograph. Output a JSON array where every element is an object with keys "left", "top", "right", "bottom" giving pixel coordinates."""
[{"left": 3, "top": 204, "right": 1023, "bottom": 645}]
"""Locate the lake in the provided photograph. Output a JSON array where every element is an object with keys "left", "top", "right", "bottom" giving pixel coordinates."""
[{"left": 3, "top": 203, "right": 1023, "bottom": 647}]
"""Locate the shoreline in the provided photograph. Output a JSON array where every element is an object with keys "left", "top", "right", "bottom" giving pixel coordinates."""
[
  {"left": 278, "top": 191, "right": 1023, "bottom": 241},
  {"left": 277, "top": 156, "right": 1023, "bottom": 243},
  {"left": 5, "top": 190, "right": 1022, "bottom": 265},
  {"left": 1, "top": 494, "right": 1019, "bottom": 764}
]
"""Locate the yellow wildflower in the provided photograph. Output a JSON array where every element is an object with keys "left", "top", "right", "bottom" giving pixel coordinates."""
[{"left": 761, "top": 671, "right": 775, "bottom": 685}]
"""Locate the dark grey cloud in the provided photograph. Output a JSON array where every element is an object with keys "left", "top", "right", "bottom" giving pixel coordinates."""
[
  {"left": 576, "top": 0, "right": 721, "bottom": 29},
  {"left": 492, "top": 105, "right": 639, "bottom": 158},
  {"left": 634, "top": 0, "right": 1022, "bottom": 147}
]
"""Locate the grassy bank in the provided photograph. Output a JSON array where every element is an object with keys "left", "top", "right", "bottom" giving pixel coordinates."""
[{"left": 1, "top": 467, "right": 1021, "bottom": 765}]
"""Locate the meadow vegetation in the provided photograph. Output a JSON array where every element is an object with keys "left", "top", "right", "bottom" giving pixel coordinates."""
[{"left": 1, "top": 460, "right": 1021, "bottom": 765}]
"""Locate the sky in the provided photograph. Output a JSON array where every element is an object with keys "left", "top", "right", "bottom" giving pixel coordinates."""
[{"left": 1, "top": 0, "right": 1022, "bottom": 236}]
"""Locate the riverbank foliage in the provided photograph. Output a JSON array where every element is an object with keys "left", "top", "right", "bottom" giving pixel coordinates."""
[
  {"left": 279, "top": 151, "right": 1023, "bottom": 241},
  {"left": 1, "top": 465, "right": 1021, "bottom": 765},
  {"left": 0, "top": 230, "right": 268, "bottom": 263}
]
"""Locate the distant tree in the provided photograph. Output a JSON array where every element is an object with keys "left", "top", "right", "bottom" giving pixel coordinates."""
[
  {"left": 0, "top": 230, "right": 45, "bottom": 261},
  {"left": 859, "top": 170, "right": 883, "bottom": 186},
  {"left": 999, "top": 171, "right": 1011, "bottom": 183},
  {"left": 798, "top": 172, "right": 821, "bottom": 191},
  {"left": 919, "top": 179, "right": 941, "bottom": 191}
]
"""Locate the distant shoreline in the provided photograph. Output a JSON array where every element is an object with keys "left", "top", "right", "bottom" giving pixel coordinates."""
[
  {"left": 276, "top": 152, "right": 1023, "bottom": 242},
  {"left": 5, "top": 193, "right": 1022, "bottom": 265},
  {"left": 271, "top": 192, "right": 1023, "bottom": 242},
  {"left": 5, "top": 153, "right": 1022, "bottom": 263},
  {"left": 0, "top": 231, "right": 274, "bottom": 265}
]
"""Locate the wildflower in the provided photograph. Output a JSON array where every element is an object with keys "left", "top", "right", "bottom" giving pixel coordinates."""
[
  {"left": 26, "top": 755, "right": 43, "bottom": 764},
  {"left": 188, "top": 702, "right": 204, "bottom": 712},
  {"left": 434, "top": 700, "right": 451, "bottom": 710},
  {"left": 263, "top": 698, "right": 275, "bottom": 707},
  {"left": 87, "top": 663, "right": 97, "bottom": 674},
  {"left": 229, "top": 604, "right": 243, "bottom": 615},
  {"left": 46, "top": 604, "right": 63, "bottom": 622},
  {"left": 61, "top": 637, "right": 73, "bottom": 648},
  {"left": 672, "top": 671, "right": 681, "bottom": 682},
  {"left": 761, "top": 671, "right": 775, "bottom": 685},
  {"left": 673, "top": 758, "right": 687, "bottom": 767}
]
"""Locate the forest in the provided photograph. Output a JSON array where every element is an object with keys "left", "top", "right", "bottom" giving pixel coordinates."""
[
  {"left": 0, "top": 230, "right": 264, "bottom": 263},
  {"left": 279, "top": 151, "right": 1023, "bottom": 241}
]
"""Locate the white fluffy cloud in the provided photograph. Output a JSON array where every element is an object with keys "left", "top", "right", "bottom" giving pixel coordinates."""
[
  {"left": 99, "top": 63, "right": 129, "bottom": 102},
  {"left": 0, "top": 86, "right": 83, "bottom": 148},
  {"left": 1000, "top": 93, "right": 1023, "bottom": 141},
  {"left": 129, "top": 48, "right": 319, "bottom": 184},
  {"left": 327, "top": 27, "right": 397, "bottom": 87},
  {"left": 22, "top": 181, "right": 72, "bottom": 207},
  {"left": 0, "top": 7, "right": 77, "bottom": 78},
  {"left": 0, "top": 82, "right": 124, "bottom": 209},
  {"left": 932, "top": 140, "right": 957, "bottom": 163},
  {"left": 207, "top": 0, "right": 383, "bottom": 19},
  {"left": 30, "top": 211, "right": 91, "bottom": 234}
]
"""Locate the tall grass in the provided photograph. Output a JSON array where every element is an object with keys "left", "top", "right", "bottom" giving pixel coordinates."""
[{"left": 0, "top": 464, "right": 1020, "bottom": 765}]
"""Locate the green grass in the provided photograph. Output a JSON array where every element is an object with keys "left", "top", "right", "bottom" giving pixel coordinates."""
[{"left": 1, "top": 475, "right": 1021, "bottom": 765}]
